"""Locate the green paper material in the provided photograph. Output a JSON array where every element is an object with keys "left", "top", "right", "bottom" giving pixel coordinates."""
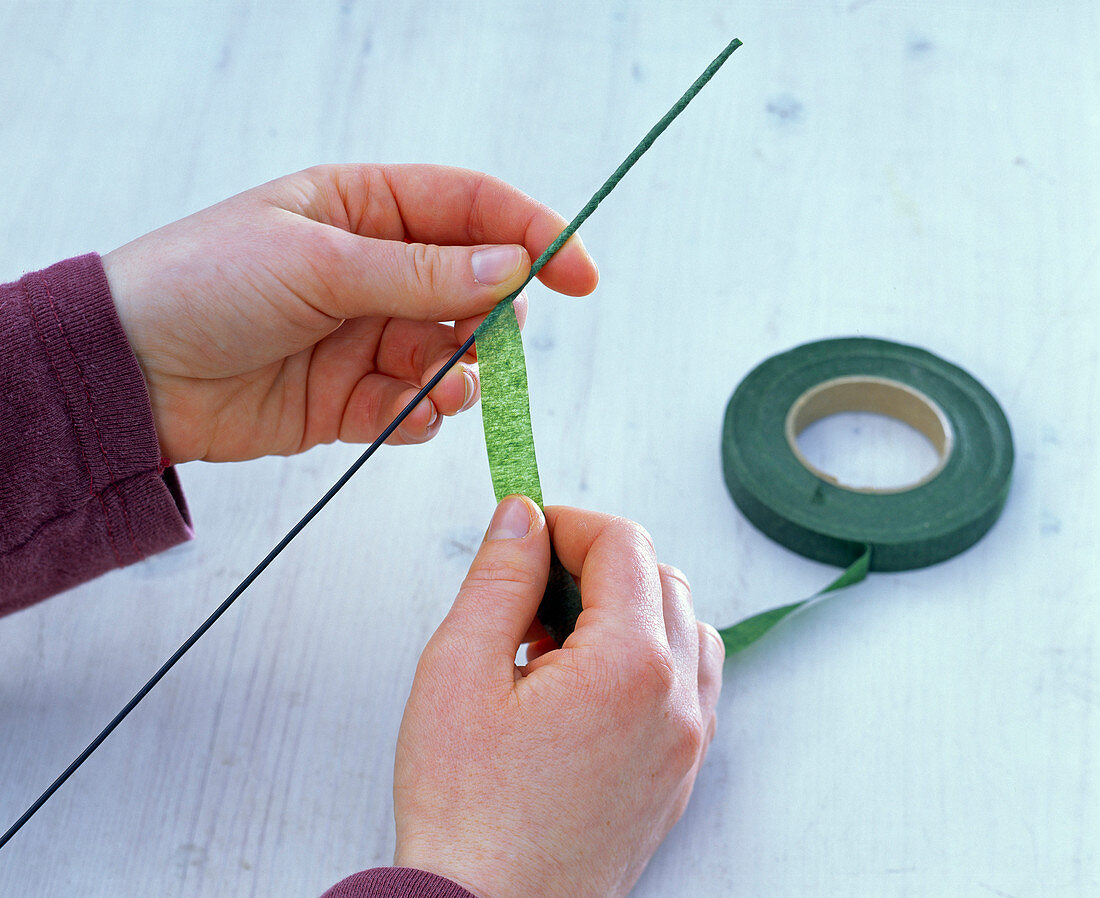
[
  {"left": 722, "top": 337, "right": 1013, "bottom": 570},
  {"left": 719, "top": 545, "right": 870, "bottom": 655},
  {"left": 718, "top": 337, "right": 1013, "bottom": 656},
  {"left": 477, "top": 301, "right": 582, "bottom": 645},
  {"left": 478, "top": 303, "right": 543, "bottom": 506}
]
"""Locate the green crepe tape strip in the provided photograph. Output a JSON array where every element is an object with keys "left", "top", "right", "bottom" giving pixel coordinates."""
[
  {"left": 477, "top": 301, "right": 583, "bottom": 645},
  {"left": 720, "top": 547, "right": 870, "bottom": 655},
  {"left": 478, "top": 302, "right": 544, "bottom": 507},
  {"left": 718, "top": 337, "right": 1014, "bottom": 655}
]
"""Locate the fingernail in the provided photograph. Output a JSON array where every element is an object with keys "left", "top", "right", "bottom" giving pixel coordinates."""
[
  {"left": 411, "top": 398, "right": 437, "bottom": 432},
  {"left": 487, "top": 495, "right": 534, "bottom": 541},
  {"left": 459, "top": 365, "right": 478, "bottom": 411},
  {"left": 399, "top": 399, "right": 437, "bottom": 442},
  {"left": 416, "top": 395, "right": 438, "bottom": 427},
  {"left": 472, "top": 245, "right": 525, "bottom": 286}
]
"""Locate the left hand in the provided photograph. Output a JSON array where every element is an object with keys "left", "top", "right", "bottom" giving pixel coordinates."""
[{"left": 103, "top": 164, "right": 598, "bottom": 463}]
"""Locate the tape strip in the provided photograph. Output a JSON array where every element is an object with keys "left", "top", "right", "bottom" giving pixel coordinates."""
[
  {"left": 478, "top": 302, "right": 543, "bottom": 506},
  {"left": 477, "top": 302, "right": 582, "bottom": 645},
  {"left": 718, "top": 337, "right": 1013, "bottom": 655},
  {"left": 719, "top": 547, "right": 870, "bottom": 655}
]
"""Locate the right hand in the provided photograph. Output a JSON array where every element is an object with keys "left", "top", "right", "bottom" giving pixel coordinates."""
[{"left": 393, "top": 496, "right": 724, "bottom": 898}]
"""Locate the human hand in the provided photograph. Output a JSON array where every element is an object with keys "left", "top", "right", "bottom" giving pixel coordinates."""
[
  {"left": 393, "top": 497, "right": 724, "bottom": 898},
  {"left": 102, "top": 165, "right": 598, "bottom": 463}
]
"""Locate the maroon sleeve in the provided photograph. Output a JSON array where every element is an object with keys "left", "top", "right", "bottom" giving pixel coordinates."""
[
  {"left": 321, "top": 868, "right": 477, "bottom": 898},
  {"left": 0, "top": 258, "right": 465, "bottom": 898},
  {"left": 0, "top": 254, "right": 193, "bottom": 615}
]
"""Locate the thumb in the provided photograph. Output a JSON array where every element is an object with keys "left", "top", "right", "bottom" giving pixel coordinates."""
[
  {"left": 438, "top": 495, "right": 550, "bottom": 674},
  {"left": 322, "top": 226, "right": 532, "bottom": 321}
]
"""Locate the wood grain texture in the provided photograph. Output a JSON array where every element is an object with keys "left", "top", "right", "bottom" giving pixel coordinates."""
[{"left": 1, "top": 1, "right": 1097, "bottom": 895}]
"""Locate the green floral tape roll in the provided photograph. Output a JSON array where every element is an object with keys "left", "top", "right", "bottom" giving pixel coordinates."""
[{"left": 718, "top": 337, "right": 1013, "bottom": 654}]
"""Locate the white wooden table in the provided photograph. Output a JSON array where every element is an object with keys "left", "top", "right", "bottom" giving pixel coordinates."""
[{"left": 1, "top": 2, "right": 1096, "bottom": 895}]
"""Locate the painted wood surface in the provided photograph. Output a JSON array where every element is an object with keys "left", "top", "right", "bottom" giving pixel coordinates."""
[{"left": 1, "top": 2, "right": 1096, "bottom": 895}]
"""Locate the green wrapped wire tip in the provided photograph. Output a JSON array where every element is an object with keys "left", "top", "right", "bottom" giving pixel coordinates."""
[{"left": 474, "top": 36, "right": 743, "bottom": 343}]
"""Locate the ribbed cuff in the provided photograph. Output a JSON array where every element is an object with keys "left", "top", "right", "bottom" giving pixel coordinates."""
[
  {"left": 320, "top": 867, "right": 479, "bottom": 898},
  {"left": 0, "top": 253, "right": 192, "bottom": 614}
]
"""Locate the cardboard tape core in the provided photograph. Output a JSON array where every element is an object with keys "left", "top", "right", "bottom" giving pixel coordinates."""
[{"left": 784, "top": 376, "right": 954, "bottom": 494}]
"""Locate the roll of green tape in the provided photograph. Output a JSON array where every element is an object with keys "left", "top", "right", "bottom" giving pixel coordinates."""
[{"left": 719, "top": 337, "right": 1013, "bottom": 654}]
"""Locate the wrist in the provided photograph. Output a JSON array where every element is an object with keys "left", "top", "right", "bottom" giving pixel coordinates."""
[{"left": 101, "top": 248, "right": 198, "bottom": 464}]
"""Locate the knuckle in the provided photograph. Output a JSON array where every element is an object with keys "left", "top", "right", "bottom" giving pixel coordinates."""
[
  {"left": 521, "top": 198, "right": 558, "bottom": 245},
  {"left": 604, "top": 517, "right": 657, "bottom": 560},
  {"left": 305, "top": 227, "right": 350, "bottom": 293},
  {"left": 706, "top": 709, "right": 719, "bottom": 749},
  {"left": 301, "top": 162, "right": 334, "bottom": 184},
  {"left": 413, "top": 631, "right": 451, "bottom": 675},
  {"left": 623, "top": 640, "right": 677, "bottom": 697},
  {"left": 664, "top": 706, "right": 706, "bottom": 770},
  {"left": 700, "top": 621, "right": 726, "bottom": 664},
  {"left": 347, "top": 382, "right": 391, "bottom": 434},
  {"left": 461, "top": 554, "right": 531, "bottom": 593},
  {"left": 659, "top": 563, "right": 691, "bottom": 592},
  {"left": 342, "top": 392, "right": 379, "bottom": 439},
  {"left": 464, "top": 172, "right": 490, "bottom": 239},
  {"left": 408, "top": 242, "right": 444, "bottom": 298},
  {"left": 400, "top": 336, "right": 429, "bottom": 380},
  {"left": 348, "top": 165, "right": 395, "bottom": 235}
]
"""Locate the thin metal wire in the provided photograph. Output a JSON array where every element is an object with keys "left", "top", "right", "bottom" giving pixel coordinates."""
[
  {"left": 0, "top": 37, "right": 741, "bottom": 853},
  {"left": 0, "top": 338, "right": 468, "bottom": 852},
  {"left": 477, "top": 36, "right": 743, "bottom": 336}
]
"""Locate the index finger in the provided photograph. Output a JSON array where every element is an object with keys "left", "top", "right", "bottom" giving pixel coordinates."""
[
  {"left": 301, "top": 163, "right": 600, "bottom": 298},
  {"left": 544, "top": 506, "right": 666, "bottom": 645}
]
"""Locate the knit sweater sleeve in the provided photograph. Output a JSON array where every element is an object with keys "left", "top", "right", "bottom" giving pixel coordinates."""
[
  {"left": 0, "top": 253, "right": 192, "bottom": 614},
  {"left": 320, "top": 868, "right": 478, "bottom": 898}
]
